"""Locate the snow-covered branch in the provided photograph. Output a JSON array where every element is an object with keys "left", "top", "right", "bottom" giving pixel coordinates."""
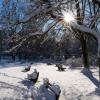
[
  {"left": 4, "top": 31, "right": 43, "bottom": 53},
  {"left": 16, "top": 2, "right": 60, "bottom": 24},
  {"left": 16, "top": 0, "right": 72, "bottom": 25},
  {"left": 72, "top": 22, "right": 100, "bottom": 57},
  {"left": 4, "top": 20, "right": 59, "bottom": 53}
]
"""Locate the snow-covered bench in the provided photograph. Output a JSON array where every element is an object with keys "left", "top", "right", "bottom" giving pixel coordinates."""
[
  {"left": 29, "top": 78, "right": 61, "bottom": 100},
  {"left": 48, "top": 84, "right": 61, "bottom": 100},
  {"left": 27, "top": 69, "right": 39, "bottom": 83},
  {"left": 22, "top": 65, "right": 31, "bottom": 72}
]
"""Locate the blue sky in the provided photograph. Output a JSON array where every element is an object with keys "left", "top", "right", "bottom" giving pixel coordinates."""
[
  {"left": 0, "top": 0, "right": 2, "bottom": 4},
  {"left": 0, "top": 0, "right": 3, "bottom": 13},
  {"left": 0, "top": 0, "right": 2, "bottom": 8},
  {"left": 0, "top": 0, "right": 2, "bottom": 16}
]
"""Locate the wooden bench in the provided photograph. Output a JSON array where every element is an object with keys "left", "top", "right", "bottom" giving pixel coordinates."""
[
  {"left": 28, "top": 72, "right": 39, "bottom": 83},
  {"left": 55, "top": 64, "right": 66, "bottom": 71},
  {"left": 22, "top": 65, "right": 31, "bottom": 72},
  {"left": 48, "top": 83, "right": 61, "bottom": 100}
]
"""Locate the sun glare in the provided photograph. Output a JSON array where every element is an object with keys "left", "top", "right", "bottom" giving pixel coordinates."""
[{"left": 62, "top": 11, "right": 75, "bottom": 24}]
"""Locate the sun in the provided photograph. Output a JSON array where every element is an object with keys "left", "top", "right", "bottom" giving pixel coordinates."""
[{"left": 62, "top": 11, "right": 75, "bottom": 24}]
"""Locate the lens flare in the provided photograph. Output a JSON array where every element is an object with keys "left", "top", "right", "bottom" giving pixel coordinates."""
[{"left": 62, "top": 11, "right": 75, "bottom": 24}]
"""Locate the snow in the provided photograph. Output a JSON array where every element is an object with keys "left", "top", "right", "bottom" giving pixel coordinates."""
[{"left": 0, "top": 60, "right": 100, "bottom": 100}]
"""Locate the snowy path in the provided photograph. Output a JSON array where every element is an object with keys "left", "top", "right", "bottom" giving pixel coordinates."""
[{"left": 0, "top": 62, "right": 100, "bottom": 100}]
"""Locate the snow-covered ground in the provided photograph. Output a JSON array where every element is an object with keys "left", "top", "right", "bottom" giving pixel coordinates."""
[{"left": 0, "top": 59, "right": 100, "bottom": 100}]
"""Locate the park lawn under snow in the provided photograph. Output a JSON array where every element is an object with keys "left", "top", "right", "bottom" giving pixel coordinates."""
[{"left": 0, "top": 60, "right": 100, "bottom": 100}]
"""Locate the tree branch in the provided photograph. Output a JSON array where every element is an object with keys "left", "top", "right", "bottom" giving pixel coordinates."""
[
  {"left": 71, "top": 22, "right": 100, "bottom": 57},
  {"left": 92, "top": 0, "right": 100, "bottom": 7}
]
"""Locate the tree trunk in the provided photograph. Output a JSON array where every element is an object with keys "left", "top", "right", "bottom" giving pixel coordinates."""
[
  {"left": 80, "top": 35, "right": 89, "bottom": 68},
  {"left": 98, "top": 57, "right": 100, "bottom": 87},
  {"left": 75, "top": 0, "right": 89, "bottom": 68}
]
